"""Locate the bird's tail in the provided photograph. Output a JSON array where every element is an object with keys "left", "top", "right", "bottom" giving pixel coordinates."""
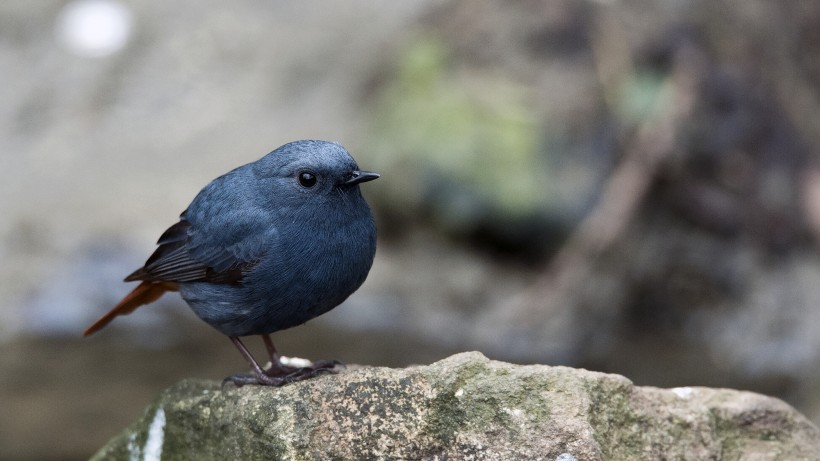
[{"left": 83, "top": 281, "right": 177, "bottom": 336}]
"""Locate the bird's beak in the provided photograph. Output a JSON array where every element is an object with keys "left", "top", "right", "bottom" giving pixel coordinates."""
[{"left": 344, "top": 170, "right": 380, "bottom": 186}]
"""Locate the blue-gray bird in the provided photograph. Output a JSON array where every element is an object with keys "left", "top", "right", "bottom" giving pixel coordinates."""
[{"left": 84, "top": 140, "right": 379, "bottom": 386}]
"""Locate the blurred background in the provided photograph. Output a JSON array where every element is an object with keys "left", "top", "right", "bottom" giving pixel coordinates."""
[{"left": 2, "top": 0, "right": 820, "bottom": 458}]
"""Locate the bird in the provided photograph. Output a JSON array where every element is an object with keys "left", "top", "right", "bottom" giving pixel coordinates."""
[{"left": 83, "top": 140, "right": 379, "bottom": 386}]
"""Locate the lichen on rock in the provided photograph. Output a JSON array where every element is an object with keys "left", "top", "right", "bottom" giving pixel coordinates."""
[{"left": 91, "top": 352, "right": 820, "bottom": 460}]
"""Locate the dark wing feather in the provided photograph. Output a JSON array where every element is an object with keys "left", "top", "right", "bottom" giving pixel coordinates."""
[{"left": 125, "top": 219, "right": 257, "bottom": 285}]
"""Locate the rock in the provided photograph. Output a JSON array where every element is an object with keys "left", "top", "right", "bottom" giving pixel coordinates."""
[{"left": 91, "top": 352, "right": 820, "bottom": 460}]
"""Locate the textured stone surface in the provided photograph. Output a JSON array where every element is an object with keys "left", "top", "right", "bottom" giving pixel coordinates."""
[{"left": 92, "top": 352, "right": 820, "bottom": 460}]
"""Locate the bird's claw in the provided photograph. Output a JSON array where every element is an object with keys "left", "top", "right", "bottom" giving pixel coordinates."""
[{"left": 223, "top": 359, "right": 344, "bottom": 388}]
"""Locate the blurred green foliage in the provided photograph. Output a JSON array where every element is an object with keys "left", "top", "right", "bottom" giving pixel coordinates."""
[
  {"left": 616, "top": 71, "right": 667, "bottom": 125},
  {"left": 367, "top": 35, "right": 547, "bottom": 225}
]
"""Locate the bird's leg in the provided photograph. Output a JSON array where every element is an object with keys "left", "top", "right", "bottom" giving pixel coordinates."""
[
  {"left": 261, "top": 333, "right": 278, "bottom": 361},
  {"left": 224, "top": 336, "right": 290, "bottom": 387},
  {"left": 259, "top": 334, "right": 343, "bottom": 379},
  {"left": 261, "top": 334, "right": 298, "bottom": 376},
  {"left": 261, "top": 335, "right": 344, "bottom": 381},
  {"left": 224, "top": 336, "right": 345, "bottom": 387}
]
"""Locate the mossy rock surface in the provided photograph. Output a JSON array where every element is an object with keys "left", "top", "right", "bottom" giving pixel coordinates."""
[{"left": 92, "top": 352, "right": 820, "bottom": 460}]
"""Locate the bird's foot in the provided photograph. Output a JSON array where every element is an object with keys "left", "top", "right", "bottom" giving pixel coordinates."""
[
  {"left": 223, "top": 372, "right": 288, "bottom": 387},
  {"left": 224, "top": 359, "right": 344, "bottom": 388}
]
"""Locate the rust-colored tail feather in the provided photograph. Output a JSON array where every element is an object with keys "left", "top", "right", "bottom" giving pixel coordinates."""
[{"left": 83, "top": 281, "right": 177, "bottom": 337}]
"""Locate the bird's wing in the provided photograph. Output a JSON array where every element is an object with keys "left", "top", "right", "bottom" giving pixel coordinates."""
[{"left": 125, "top": 217, "right": 267, "bottom": 285}]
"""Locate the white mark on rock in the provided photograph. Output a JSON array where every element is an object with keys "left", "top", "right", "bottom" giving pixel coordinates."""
[
  {"left": 142, "top": 406, "right": 166, "bottom": 461},
  {"left": 672, "top": 387, "right": 695, "bottom": 399},
  {"left": 281, "top": 356, "right": 312, "bottom": 368},
  {"left": 127, "top": 432, "right": 139, "bottom": 461},
  {"left": 556, "top": 453, "right": 577, "bottom": 461},
  {"left": 454, "top": 388, "right": 464, "bottom": 397},
  {"left": 504, "top": 407, "right": 524, "bottom": 418}
]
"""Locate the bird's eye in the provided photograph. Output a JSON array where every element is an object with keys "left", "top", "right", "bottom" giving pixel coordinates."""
[{"left": 297, "top": 170, "right": 317, "bottom": 188}]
